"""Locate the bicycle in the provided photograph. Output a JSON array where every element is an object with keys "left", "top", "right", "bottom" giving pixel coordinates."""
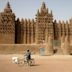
[{"left": 18, "top": 57, "right": 35, "bottom": 66}]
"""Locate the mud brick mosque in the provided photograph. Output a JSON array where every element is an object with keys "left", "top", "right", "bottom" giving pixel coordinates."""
[{"left": 0, "top": 2, "right": 72, "bottom": 55}]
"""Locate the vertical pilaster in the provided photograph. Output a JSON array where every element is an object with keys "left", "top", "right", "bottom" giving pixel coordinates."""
[
  {"left": 31, "top": 19, "right": 34, "bottom": 44},
  {"left": 24, "top": 19, "right": 27, "bottom": 44},
  {"left": 45, "top": 36, "right": 53, "bottom": 55}
]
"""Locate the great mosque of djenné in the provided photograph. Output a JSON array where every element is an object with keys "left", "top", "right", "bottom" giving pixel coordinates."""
[{"left": 0, "top": 2, "right": 72, "bottom": 55}]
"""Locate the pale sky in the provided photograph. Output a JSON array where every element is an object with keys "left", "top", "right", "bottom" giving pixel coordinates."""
[{"left": 0, "top": 0, "right": 72, "bottom": 21}]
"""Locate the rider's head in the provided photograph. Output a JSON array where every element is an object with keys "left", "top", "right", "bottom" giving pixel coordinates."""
[{"left": 27, "top": 49, "right": 29, "bottom": 52}]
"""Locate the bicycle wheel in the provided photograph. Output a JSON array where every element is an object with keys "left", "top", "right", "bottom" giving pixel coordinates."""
[
  {"left": 18, "top": 59, "right": 24, "bottom": 66},
  {"left": 28, "top": 60, "right": 32, "bottom": 66}
]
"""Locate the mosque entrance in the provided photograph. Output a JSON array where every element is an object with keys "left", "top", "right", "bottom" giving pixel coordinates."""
[{"left": 39, "top": 48, "right": 45, "bottom": 55}]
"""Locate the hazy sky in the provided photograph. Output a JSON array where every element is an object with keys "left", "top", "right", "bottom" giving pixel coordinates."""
[{"left": 0, "top": 0, "right": 72, "bottom": 21}]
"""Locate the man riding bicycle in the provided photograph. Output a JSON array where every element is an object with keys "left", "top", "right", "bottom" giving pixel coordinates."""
[{"left": 24, "top": 50, "right": 31, "bottom": 63}]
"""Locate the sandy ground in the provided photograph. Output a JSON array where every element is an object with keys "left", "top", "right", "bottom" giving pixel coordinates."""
[{"left": 0, "top": 54, "right": 72, "bottom": 72}]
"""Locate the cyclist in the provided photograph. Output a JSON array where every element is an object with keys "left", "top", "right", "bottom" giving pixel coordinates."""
[{"left": 24, "top": 50, "right": 31, "bottom": 63}]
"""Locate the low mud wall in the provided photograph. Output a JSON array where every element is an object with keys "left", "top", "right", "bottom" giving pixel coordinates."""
[
  {"left": 0, "top": 44, "right": 72, "bottom": 55},
  {"left": 0, "top": 44, "right": 46, "bottom": 54}
]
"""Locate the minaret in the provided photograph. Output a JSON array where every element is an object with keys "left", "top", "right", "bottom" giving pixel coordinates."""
[
  {"left": 4, "top": 2, "right": 12, "bottom": 13},
  {"left": 41, "top": 2, "right": 46, "bottom": 9},
  {"left": 36, "top": 2, "right": 54, "bottom": 55},
  {"left": 40, "top": 2, "right": 47, "bottom": 15},
  {"left": 0, "top": 2, "right": 15, "bottom": 44},
  {"left": 37, "top": 9, "right": 40, "bottom": 16}
]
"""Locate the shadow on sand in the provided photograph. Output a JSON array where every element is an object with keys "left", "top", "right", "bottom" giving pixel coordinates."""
[{"left": 30, "top": 64, "right": 40, "bottom": 67}]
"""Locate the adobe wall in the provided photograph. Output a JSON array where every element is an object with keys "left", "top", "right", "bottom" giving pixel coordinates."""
[
  {"left": 0, "top": 33, "right": 15, "bottom": 44},
  {"left": 0, "top": 44, "right": 46, "bottom": 54},
  {"left": 0, "top": 44, "right": 72, "bottom": 55}
]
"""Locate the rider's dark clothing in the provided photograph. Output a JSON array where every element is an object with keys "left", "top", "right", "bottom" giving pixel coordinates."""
[{"left": 25, "top": 51, "right": 31, "bottom": 61}]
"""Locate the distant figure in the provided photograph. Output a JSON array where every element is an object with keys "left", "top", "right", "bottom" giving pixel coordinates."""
[{"left": 24, "top": 50, "right": 31, "bottom": 62}]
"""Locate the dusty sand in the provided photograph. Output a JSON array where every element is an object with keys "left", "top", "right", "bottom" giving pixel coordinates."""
[{"left": 0, "top": 54, "right": 72, "bottom": 72}]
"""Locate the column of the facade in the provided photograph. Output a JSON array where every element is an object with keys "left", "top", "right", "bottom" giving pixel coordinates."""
[
  {"left": 35, "top": 20, "right": 38, "bottom": 44},
  {"left": 35, "top": 9, "right": 41, "bottom": 44},
  {"left": 45, "top": 26, "right": 48, "bottom": 43},
  {"left": 33, "top": 20, "right": 35, "bottom": 43},
  {"left": 64, "top": 36, "right": 70, "bottom": 54},
  {"left": 21, "top": 18, "right": 24, "bottom": 43},
  {"left": 61, "top": 21, "right": 65, "bottom": 54},
  {"left": 60, "top": 21, "right": 70, "bottom": 54},
  {"left": 29, "top": 19, "right": 31, "bottom": 44},
  {"left": 69, "top": 19, "right": 72, "bottom": 54},
  {"left": 45, "top": 23, "right": 54, "bottom": 55},
  {"left": 31, "top": 19, "right": 34, "bottom": 44},
  {"left": 48, "top": 35, "right": 53, "bottom": 55},
  {"left": 45, "top": 27, "right": 49, "bottom": 54},
  {"left": 69, "top": 18, "right": 72, "bottom": 45},
  {"left": 56, "top": 21, "right": 62, "bottom": 54},
  {"left": 64, "top": 21, "right": 70, "bottom": 54},
  {"left": 58, "top": 21, "right": 61, "bottom": 39},
  {"left": 27, "top": 19, "right": 30, "bottom": 44},
  {"left": 65, "top": 21, "right": 69, "bottom": 36},
  {"left": 24, "top": 19, "right": 27, "bottom": 44}
]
